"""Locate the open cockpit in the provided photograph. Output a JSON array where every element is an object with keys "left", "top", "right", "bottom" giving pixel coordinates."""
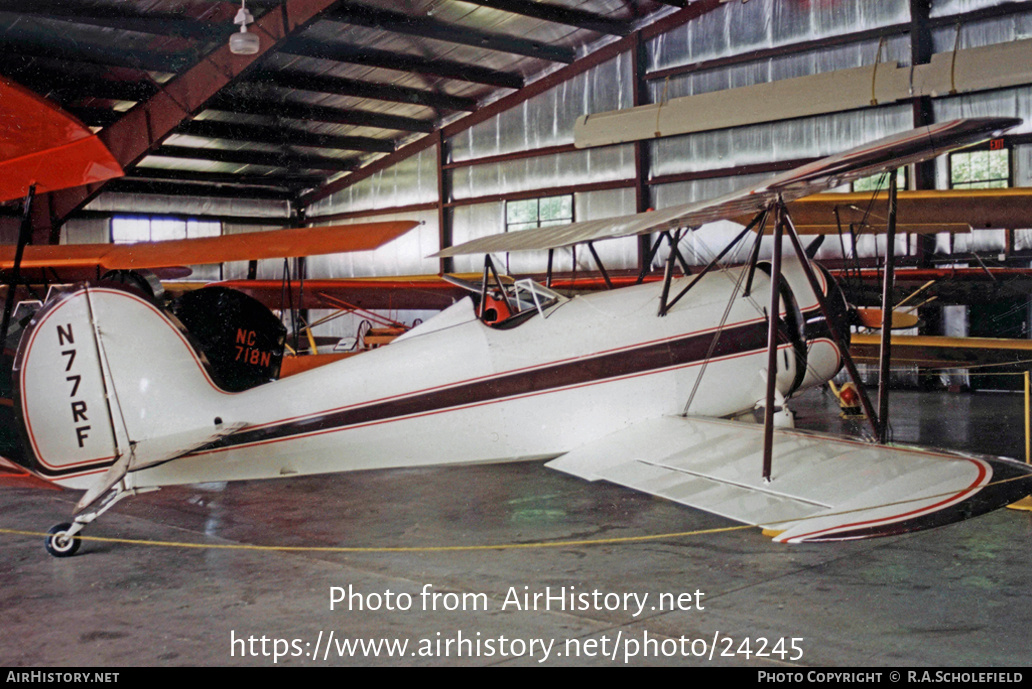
[{"left": 442, "top": 256, "right": 566, "bottom": 329}]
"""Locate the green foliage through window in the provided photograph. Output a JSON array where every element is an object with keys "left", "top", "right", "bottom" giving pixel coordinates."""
[
  {"left": 950, "top": 149, "right": 1010, "bottom": 189},
  {"left": 852, "top": 168, "right": 906, "bottom": 192}
]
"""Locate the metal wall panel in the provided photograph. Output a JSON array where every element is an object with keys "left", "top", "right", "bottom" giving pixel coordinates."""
[
  {"left": 652, "top": 36, "right": 911, "bottom": 101},
  {"left": 305, "top": 209, "right": 440, "bottom": 279},
  {"left": 932, "top": 86, "right": 1032, "bottom": 136},
  {"left": 932, "top": 12, "right": 1032, "bottom": 53},
  {"left": 450, "top": 144, "right": 635, "bottom": 200},
  {"left": 84, "top": 192, "right": 291, "bottom": 218},
  {"left": 930, "top": 0, "right": 1014, "bottom": 17},
  {"left": 649, "top": 106, "right": 913, "bottom": 176},
  {"left": 450, "top": 55, "right": 633, "bottom": 162},
  {"left": 649, "top": 0, "right": 910, "bottom": 73},
  {"left": 59, "top": 217, "right": 110, "bottom": 245},
  {"left": 307, "top": 149, "right": 439, "bottom": 218}
]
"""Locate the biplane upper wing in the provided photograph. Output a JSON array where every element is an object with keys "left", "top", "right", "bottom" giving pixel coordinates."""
[
  {"left": 0, "top": 221, "right": 419, "bottom": 272},
  {"left": 547, "top": 415, "right": 1031, "bottom": 543},
  {"left": 0, "top": 76, "right": 122, "bottom": 202},
  {"left": 436, "top": 118, "right": 1019, "bottom": 258}
]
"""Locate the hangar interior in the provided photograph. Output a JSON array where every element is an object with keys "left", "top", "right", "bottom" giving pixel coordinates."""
[{"left": 3, "top": 0, "right": 1032, "bottom": 667}]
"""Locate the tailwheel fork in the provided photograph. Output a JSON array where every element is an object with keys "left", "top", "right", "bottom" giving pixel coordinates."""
[{"left": 44, "top": 483, "right": 156, "bottom": 557}]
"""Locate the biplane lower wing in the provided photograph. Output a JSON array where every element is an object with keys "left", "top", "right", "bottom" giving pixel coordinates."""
[{"left": 546, "top": 416, "right": 1032, "bottom": 543}]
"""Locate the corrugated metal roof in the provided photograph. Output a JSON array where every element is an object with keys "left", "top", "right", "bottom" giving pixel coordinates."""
[{"left": 0, "top": 0, "right": 674, "bottom": 211}]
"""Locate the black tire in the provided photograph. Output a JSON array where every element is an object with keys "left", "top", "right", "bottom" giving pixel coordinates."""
[{"left": 45, "top": 522, "right": 81, "bottom": 558}]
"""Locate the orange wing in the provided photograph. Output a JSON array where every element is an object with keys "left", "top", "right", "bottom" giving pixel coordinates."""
[
  {"left": 0, "top": 221, "right": 420, "bottom": 271},
  {"left": 0, "top": 76, "right": 123, "bottom": 202}
]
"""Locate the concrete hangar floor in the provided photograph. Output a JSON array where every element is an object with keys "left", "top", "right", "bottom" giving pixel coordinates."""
[{"left": 1, "top": 387, "right": 1030, "bottom": 667}]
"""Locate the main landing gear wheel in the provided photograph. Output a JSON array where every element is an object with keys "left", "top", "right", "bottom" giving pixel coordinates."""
[{"left": 45, "top": 523, "right": 81, "bottom": 558}]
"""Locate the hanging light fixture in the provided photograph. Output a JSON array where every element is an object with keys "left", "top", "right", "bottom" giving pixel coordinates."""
[{"left": 229, "top": 0, "right": 259, "bottom": 55}]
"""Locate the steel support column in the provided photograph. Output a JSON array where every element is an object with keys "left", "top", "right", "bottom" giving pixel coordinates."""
[{"left": 437, "top": 130, "right": 452, "bottom": 275}]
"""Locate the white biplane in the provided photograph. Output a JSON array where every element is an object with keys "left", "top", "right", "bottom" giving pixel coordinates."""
[{"left": 12, "top": 117, "right": 1032, "bottom": 556}]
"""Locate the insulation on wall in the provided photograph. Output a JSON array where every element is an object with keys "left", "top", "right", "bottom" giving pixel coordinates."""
[
  {"left": 648, "top": 0, "right": 910, "bottom": 73},
  {"left": 305, "top": 210, "right": 439, "bottom": 279},
  {"left": 307, "top": 148, "right": 438, "bottom": 219},
  {"left": 449, "top": 144, "right": 635, "bottom": 201},
  {"left": 649, "top": 105, "right": 914, "bottom": 177},
  {"left": 449, "top": 55, "right": 633, "bottom": 162},
  {"left": 60, "top": 217, "right": 110, "bottom": 245},
  {"left": 84, "top": 192, "right": 291, "bottom": 219},
  {"left": 651, "top": 35, "right": 911, "bottom": 103}
]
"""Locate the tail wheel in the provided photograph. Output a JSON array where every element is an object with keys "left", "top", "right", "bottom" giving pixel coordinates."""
[{"left": 45, "top": 522, "right": 81, "bottom": 558}]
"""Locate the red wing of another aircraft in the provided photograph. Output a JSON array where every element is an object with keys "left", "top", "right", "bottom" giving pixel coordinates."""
[
  {"left": 0, "top": 221, "right": 420, "bottom": 276},
  {"left": 0, "top": 76, "right": 123, "bottom": 202}
]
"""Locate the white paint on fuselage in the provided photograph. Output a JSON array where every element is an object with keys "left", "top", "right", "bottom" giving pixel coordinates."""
[{"left": 130, "top": 259, "right": 840, "bottom": 488}]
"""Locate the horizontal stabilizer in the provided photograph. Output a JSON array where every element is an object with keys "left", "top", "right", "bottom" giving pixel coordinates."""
[
  {"left": 75, "top": 422, "right": 247, "bottom": 513},
  {"left": 546, "top": 416, "right": 1032, "bottom": 543}
]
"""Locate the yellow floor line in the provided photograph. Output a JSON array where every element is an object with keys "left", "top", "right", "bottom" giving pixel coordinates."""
[
  {"left": 0, "top": 524, "right": 755, "bottom": 553},
  {"left": 3, "top": 476, "right": 1028, "bottom": 553}
]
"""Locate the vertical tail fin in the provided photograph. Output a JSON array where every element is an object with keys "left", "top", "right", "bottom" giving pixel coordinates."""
[{"left": 14, "top": 286, "right": 242, "bottom": 490}]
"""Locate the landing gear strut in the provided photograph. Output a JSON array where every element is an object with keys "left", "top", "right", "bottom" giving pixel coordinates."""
[{"left": 42, "top": 482, "right": 156, "bottom": 557}]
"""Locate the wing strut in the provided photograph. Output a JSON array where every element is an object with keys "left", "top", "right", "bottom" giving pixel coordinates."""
[
  {"left": 742, "top": 209, "right": 771, "bottom": 297},
  {"left": 761, "top": 196, "right": 887, "bottom": 480},
  {"left": 877, "top": 170, "right": 899, "bottom": 443},
  {"left": 659, "top": 210, "right": 767, "bottom": 317},
  {"left": 780, "top": 202, "right": 882, "bottom": 438},
  {"left": 586, "top": 242, "right": 613, "bottom": 289},
  {"left": 761, "top": 200, "right": 785, "bottom": 481},
  {"left": 656, "top": 230, "right": 684, "bottom": 316}
]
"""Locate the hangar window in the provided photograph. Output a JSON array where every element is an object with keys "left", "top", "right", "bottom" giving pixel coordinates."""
[
  {"left": 852, "top": 168, "right": 906, "bottom": 193},
  {"left": 949, "top": 148, "right": 1010, "bottom": 189},
  {"left": 111, "top": 215, "right": 221, "bottom": 244},
  {"left": 111, "top": 215, "right": 223, "bottom": 281},
  {"left": 505, "top": 195, "right": 573, "bottom": 233}
]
